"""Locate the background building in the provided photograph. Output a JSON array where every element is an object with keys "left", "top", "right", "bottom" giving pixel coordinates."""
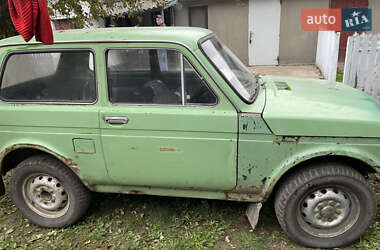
[
  {"left": 51, "top": 0, "right": 380, "bottom": 66},
  {"left": 174, "top": 0, "right": 380, "bottom": 65}
]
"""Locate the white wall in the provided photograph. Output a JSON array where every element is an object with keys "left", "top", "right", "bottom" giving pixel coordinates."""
[{"left": 316, "top": 31, "right": 340, "bottom": 82}]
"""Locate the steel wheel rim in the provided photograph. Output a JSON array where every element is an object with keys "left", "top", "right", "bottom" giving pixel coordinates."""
[
  {"left": 297, "top": 186, "right": 360, "bottom": 238},
  {"left": 22, "top": 173, "right": 70, "bottom": 218}
]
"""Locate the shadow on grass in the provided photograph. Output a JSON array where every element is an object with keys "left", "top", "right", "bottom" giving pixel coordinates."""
[{"left": 0, "top": 176, "right": 378, "bottom": 249}]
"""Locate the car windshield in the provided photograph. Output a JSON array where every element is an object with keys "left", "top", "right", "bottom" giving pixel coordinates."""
[{"left": 200, "top": 36, "right": 258, "bottom": 102}]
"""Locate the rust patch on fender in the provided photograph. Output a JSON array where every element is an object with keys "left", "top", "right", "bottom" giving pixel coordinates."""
[
  {"left": 160, "top": 148, "right": 176, "bottom": 152},
  {"left": 274, "top": 136, "right": 301, "bottom": 145},
  {"left": 261, "top": 177, "right": 267, "bottom": 185},
  {"left": 239, "top": 113, "right": 272, "bottom": 134},
  {"left": 224, "top": 191, "right": 262, "bottom": 202},
  {"left": 225, "top": 192, "right": 230, "bottom": 200},
  {"left": 126, "top": 190, "right": 145, "bottom": 195},
  {"left": 0, "top": 144, "right": 80, "bottom": 176},
  {"left": 262, "top": 176, "right": 281, "bottom": 200}
]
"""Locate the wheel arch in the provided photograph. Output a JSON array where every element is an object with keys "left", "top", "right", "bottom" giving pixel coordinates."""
[
  {"left": 264, "top": 153, "right": 377, "bottom": 201},
  {"left": 0, "top": 144, "right": 81, "bottom": 179}
]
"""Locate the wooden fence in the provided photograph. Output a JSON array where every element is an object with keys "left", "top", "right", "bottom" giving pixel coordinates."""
[
  {"left": 343, "top": 33, "right": 380, "bottom": 100},
  {"left": 316, "top": 31, "right": 341, "bottom": 82}
]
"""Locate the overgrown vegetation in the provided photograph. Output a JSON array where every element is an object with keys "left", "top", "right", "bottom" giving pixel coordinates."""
[
  {"left": 47, "top": 0, "right": 172, "bottom": 27},
  {"left": 0, "top": 1, "right": 171, "bottom": 39},
  {"left": 336, "top": 68, "right": 344, "bottom": 82},
  {"left": 0, "top": 174, "right": 378, "bottom": 249},
  {"left": 0, "top": 2, "right": 17, "bottom": 39}
]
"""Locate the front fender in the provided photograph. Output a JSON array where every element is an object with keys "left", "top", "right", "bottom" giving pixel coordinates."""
[
  {"left": 236, "top": 135, "right": 380, "bottom": 200},
  {"left": 263, "top": 149, "right": 379, "bottom": 200}
]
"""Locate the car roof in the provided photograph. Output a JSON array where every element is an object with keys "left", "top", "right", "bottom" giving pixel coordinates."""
[{"left": 0, "top": 27, "right": 213, "bottom": 50}]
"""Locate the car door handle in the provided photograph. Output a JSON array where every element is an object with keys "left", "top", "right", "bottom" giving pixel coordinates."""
[{"left": 104, "top": 116, "right": 129, "bottom": 125}]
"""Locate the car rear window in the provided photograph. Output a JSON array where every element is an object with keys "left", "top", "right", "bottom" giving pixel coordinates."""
[{"left": 0, "top": 51, "right": 96, "bottom": 103}]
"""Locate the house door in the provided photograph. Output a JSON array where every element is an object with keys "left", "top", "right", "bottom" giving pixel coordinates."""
[{"left": 248, "top": 0, "right": 281, "bottom": 66}]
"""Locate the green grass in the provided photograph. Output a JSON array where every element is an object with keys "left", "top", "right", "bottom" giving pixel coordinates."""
[
  {"left": 359, "top": 189, "right": 380, "bottom": 250},
  {"left": 0, "top": 175, "right": 379, "bottom": 250},
  {"left": 234, "top": 232, "right": 264, "bottom": 250},
  {"left": 336, "top": 68, "right": 344, "bottom": 82}
]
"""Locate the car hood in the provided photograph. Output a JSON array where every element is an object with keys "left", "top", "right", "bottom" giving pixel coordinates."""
[{"left": 262, "top": 75, "right": 380, "bottom": 137}]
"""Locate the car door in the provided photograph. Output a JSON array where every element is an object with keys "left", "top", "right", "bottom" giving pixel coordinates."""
[
  {"left": 99, "top": 43, "right": 238, "bottom": 190},
  {"left": 0, "top": 47, "right": 109, "bottom": 184}
]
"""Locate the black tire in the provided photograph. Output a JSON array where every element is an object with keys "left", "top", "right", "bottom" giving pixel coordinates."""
[
  {"left": 9, "top": 155, "right": 91, "bottom": 227},
  {"left": 274, "top": 163, "right": 376, "bottom": 248}
]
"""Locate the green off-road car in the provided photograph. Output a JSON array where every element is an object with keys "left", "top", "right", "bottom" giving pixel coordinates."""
[{"left": 0, "top": 27, "right": 378, "bottom": 248}]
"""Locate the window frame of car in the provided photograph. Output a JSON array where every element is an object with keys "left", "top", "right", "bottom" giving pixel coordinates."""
[
  {"left": 104, "top": 47, "right": 219, "bottom": 107},
  {"left": 0, "top": 48, "right": 99, "bottom": 105},
  {"left": 198, "top": 33, "right": 260, "bottom": 105}
]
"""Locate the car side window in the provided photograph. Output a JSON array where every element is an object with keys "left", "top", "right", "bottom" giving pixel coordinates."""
[
  {"left": 0, "top": 51, "right": 96, "bottom": 103},
  {"left": 106, "top": 48, "right": 217, "bottom": 105},
  {"left": 183, "top": 58, "right": 217, "bottom": 105},
  {"left": 107, "top": 49, "right": 182, "bottom": 104}
]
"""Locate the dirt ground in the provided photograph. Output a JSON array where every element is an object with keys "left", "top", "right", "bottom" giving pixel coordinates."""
[{"left": 249, "top": 65, "right": 323, "bottom": 79}]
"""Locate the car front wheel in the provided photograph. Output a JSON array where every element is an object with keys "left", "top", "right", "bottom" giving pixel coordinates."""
[
  {"left": 274, "top": 163, "right": 376, "bottom": 248},
  {"left": 9, "top": 155, "right": 91, "bottom": 227}
]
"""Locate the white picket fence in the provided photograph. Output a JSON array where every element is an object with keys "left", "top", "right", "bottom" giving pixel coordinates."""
[
  {"left": 316, "top": 31, "right": 341, "bottom": 82},
  {"left": 343, "top": 33, "right": 380, "bottom": 100}
]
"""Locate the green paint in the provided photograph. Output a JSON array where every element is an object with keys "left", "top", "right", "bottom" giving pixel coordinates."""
[
  {"left": 0, "top": 28, "right": 378, "bottom": 203},
  {"left": 262, "top": 75, "right": 380, "bottom": 137}
]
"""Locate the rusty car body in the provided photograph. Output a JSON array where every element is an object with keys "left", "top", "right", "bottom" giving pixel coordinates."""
[{"left": 0, "top": 27, "right": 378, "bottom": 248}]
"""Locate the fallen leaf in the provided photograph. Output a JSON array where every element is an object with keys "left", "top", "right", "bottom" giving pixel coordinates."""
[
  {"left": 28, "top": 234, "right": 43, "bottom": 243},
  {"left": 5, "top": 228, "right": 14, "bottom": 234},
  {"left": 47, "top": 231, "right": 57, "bottom": 236},
  {"left": 196, "top": 216, "right": 205, "bottom": 221}
]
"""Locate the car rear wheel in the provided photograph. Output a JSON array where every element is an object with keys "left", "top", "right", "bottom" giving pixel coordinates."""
[
  {"left": 9, "top": 155, "right": 91, "bottom": 227},
  {"left": 274, "top": 163, "right": 376, "bottom": 248}
]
